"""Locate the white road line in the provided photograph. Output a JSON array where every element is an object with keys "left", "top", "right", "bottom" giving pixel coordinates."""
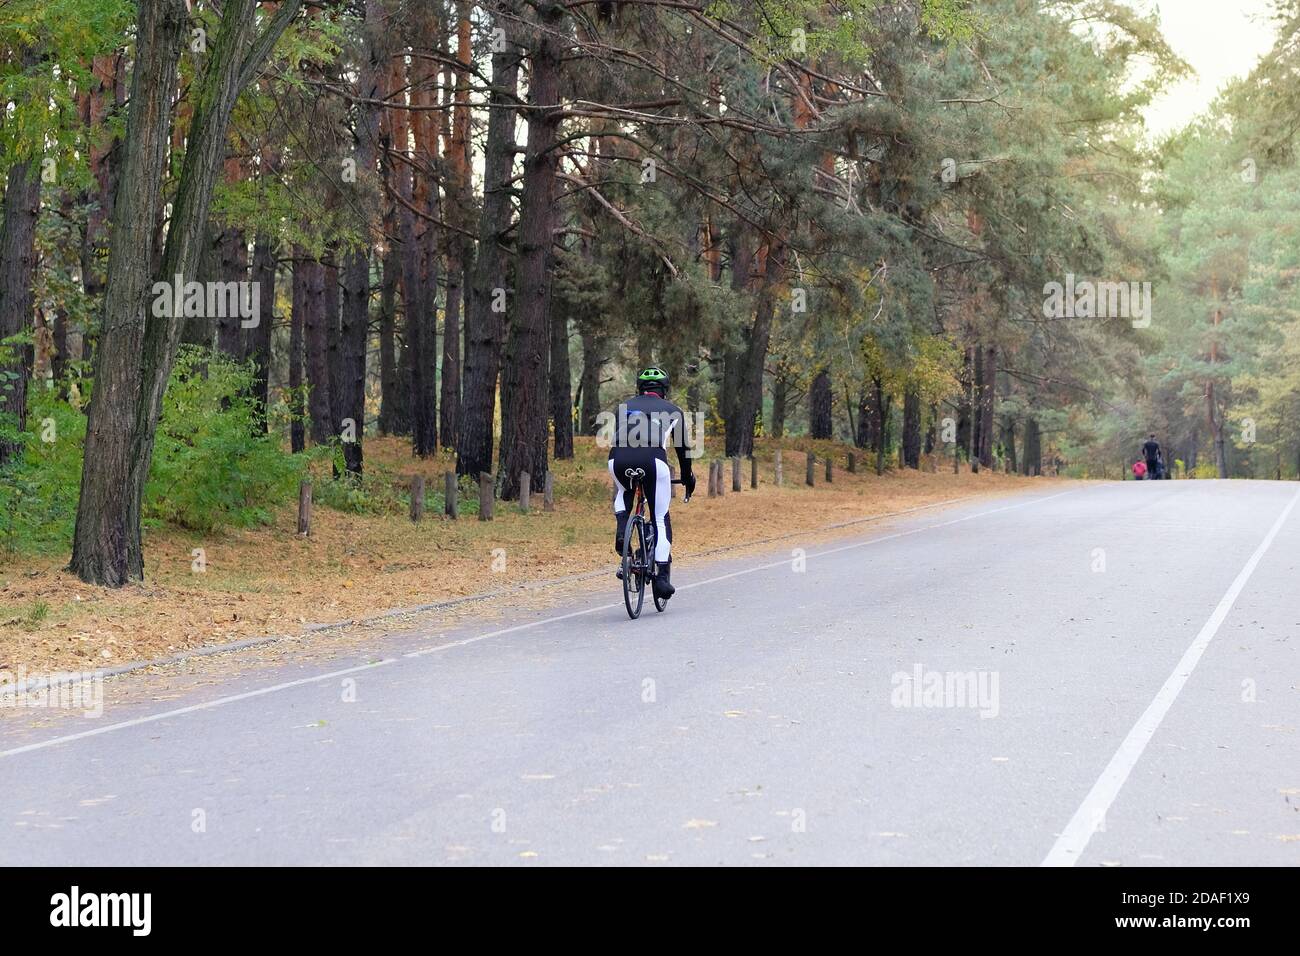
[
  {"left": 1041, "top": 486, "right": 1300, "bottom": 867},
  {"left": 2, "top": 486, "right": 1080, "bottom": 760},
  {"left": 0, "top": 659, "right": 395, "bottom": 759}
]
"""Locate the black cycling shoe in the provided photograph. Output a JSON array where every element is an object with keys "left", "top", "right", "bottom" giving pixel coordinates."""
[
  {"left": 651, "top": 561, "right": 675, "bottom": 600},
  {"left": 615, "top": 566, "right": 624, "bottom": 580}
]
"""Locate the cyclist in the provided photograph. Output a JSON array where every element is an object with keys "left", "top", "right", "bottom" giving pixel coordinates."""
[{"left": 609, "top": 367, "right": 696, "bottom": 600}]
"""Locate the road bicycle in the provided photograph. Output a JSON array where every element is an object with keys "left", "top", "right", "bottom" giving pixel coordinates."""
[{"left": 620, "top": 473, "right": 687, "bottom": 619}]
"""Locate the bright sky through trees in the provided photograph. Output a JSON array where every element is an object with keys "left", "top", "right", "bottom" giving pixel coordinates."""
[{"left": 1142, "top": 0, "right": 1278, "bottom": 136}]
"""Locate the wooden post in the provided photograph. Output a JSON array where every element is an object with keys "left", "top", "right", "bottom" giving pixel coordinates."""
[
  {"left": 750, "top": 456, "right": 758, "bottom": 489},
  {"left": 806, "top": 452, "right": 815, "bottom": 486},
  {"left": 444, "top": 472, "right": 457, "bottom": 519},
  {"left": 519, "top": 471, "right": 531, "bottom": 513},
  {"left": 297, "top": 480, "right": 312, "bottom": 536},
  {"left": 847, "top": 451, "right": 856, "bottom": 474},
  {"left": 707, "top": 461, "right": 716, "bottom": 497},
  {"left": 478, "top": 472, "right": 494, "bottom": 520},
  {"left": 543, "top": 471, "right": 554, "bottom": 512},
  {"left": 731, "top": 456, "right": 741, "bottom": 492},
  {"left": 717, "top": 460, "right": 725, "bottom": 496},
  {"left": 409, "top": 475, "right": 425, "bottom": 522},
  {"left": 825, "top": 456, "right": 833, "bottom": 482},
  {"left": 775, "top": 449, "right": 783, "bottom": 486}
]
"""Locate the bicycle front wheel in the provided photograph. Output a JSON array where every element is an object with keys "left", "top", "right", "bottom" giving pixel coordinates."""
[{"left": 622, "top": 516, "right": 646, "bottom": 619}]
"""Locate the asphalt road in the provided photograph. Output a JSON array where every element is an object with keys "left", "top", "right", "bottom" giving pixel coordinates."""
[{"left": 3, "top": 479, "right": 1298, "bottom": 866}]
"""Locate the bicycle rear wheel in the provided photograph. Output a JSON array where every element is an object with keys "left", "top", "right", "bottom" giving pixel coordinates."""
[{"left": 622, "top": 515, "right": 646, "bottom": 619}]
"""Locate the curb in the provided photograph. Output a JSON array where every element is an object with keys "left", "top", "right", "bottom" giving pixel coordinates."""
[{"left": 1, "top": 491, "right": 986, "bottom": 698}]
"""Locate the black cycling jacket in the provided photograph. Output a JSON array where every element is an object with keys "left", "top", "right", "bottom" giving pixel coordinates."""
[
  {"left": 608, "top": 393, "right": 695, "bottom": 479},
  {"left": 1142, "top": 439, "right": 1160, "bottom": 462}
]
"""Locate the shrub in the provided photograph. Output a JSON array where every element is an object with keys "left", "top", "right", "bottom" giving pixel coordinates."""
[
  {"left": 145, "top": 348, "right": 309, "bottom": 532},
  {"left": 0, "top": 387, "right": 85, "bottom": 556}
]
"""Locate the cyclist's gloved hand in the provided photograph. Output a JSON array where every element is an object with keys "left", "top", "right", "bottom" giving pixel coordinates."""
[{"left": 683, "top": 472, "right": 696, "bottom": 501}]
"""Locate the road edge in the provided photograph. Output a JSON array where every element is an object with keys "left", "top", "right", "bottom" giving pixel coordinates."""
[{"left": 1, "top": 485, "right": 1063, "bottom": 697}]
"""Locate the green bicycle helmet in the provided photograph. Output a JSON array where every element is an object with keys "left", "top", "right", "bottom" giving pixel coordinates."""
[{"left": 636, "top": 366, "right": 669, "bottom": 395}]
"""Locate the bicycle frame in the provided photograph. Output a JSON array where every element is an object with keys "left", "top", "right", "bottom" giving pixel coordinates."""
[{"left": 620, "top": 473, "right": 685, "bottom": 620}]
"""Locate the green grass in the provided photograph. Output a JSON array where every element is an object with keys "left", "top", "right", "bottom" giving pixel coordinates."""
[{"left": 12, "top": 599, "right": 50, "bottom": 631}]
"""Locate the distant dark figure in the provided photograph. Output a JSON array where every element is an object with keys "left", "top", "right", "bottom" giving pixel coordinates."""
[{"left": 1141, "top": 434, "right": 1161, "bottom": 480}]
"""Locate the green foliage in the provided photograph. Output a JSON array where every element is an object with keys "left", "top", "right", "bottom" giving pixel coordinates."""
[
  {"left": 0, "top": 386, "right": 86, "bottom": 556},
  {"left": 311, "top": 467, "right": 392, "bottom": 516},
  {"left": 0, "top": 0, "right": 134, "bottom": 174},
  {"left": 17, "top": 600, "right": 50, "bottom": 630},
  {"left": 145, "top": 349, "right": 309, "bottom": 533}
]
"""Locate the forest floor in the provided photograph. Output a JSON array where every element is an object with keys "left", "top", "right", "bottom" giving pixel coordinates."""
[{"left": 1, "top": 435, "right": 1060, "bottom": 675}]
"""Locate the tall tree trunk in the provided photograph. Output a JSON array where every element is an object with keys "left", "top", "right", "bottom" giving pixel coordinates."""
[
  {"left": 214, "top": 154, "right": 248, "bottom": 358},
  {"left": 728, "top": 241, "right": 784, "bottom": 457},
  {"left": 215, "top": 225, "right": 248, "bottom": 358},
  {"left": 416, "top": 30, "right": 440, "bottom": 457},
  {"left": 113, "top": 0, "right": 304, "bottom": 586},
  {"left": 401, "top": 31, "right": 438, "bottom": 457},
  {"left": 1000, "top": 417, "right": 1017, "bottom": 473},
  {"left": 52, "top": 306, "right": 69, "bottom": 388},
  {"left": 956, "top": 346, "right": 973, "bottom": 463},
  {"left": 289, "top": 249, "right": 307, "bottom": 453},
  {"left": 0, "top": 119, "right": 41, "bottom": 465},
  {"left": 395, "top": 55, "right": 425, "bottom": 452},
  {"left": 1208, "top": 281, "right": 1227, "bottom": 478},
  {"left": 902, "top": 386, "right": 921, "bottom": 468},
  {"left": 550, "top": 309, "right": 573, "bottom": 459},
  {"left": 324, "top": 252, "right": 345, "bottom": 439},
  {"left": 336, "top": 0, "right": 384, "bottom": 475},
  {"left": 248, "top": 231, "right": 277, "bottom": 432},
  {"left": 720, "top": 226, "right": 753, "bottom": 443},
  {"left": 456, "top": 2, "right": 519, "bottom": 476},
  {"left": 303, "top": 258, "right": 333, "bottom": 444},
  {"left": 69, "top": 0, "right": 189, "bottom": 586},
  {"left": 855, "top": 385, "right": 872, "bottom": 449},
  {"left": 78, "top": 53, "right": 126, "bottom": 368},
  {"left": 499, "top": 1, "right": 562, "bottom": 498},
  {"left": 977, "top": 344, "right": 995, "bottom": 468},
  {"left": 578, "top": 326, "right": 603, "bottom": 435},
  {"left": 875, "top": 388, "right": 892, "bottom": 475},
  {"left": 809, "top": 367, "right": 832, "bottom": 439},
  {"left": 377, "top": 245, "right": 401, "bottom": 434},
  {"left": 181, "top": 222, "right": 221, "bottom": 349},
  {"left": 376, "top": 48, "right": 404, "bottom": 436},
  {"left": 771, "top": 374, "right": 789, "bottom": 439},
  {"left": 339, "top": 247, "right": 368, "bottom": 475},
  {"left": 441, "top": 261, "right": 463, "bottom": 450},
  {"left": 1022, "top": 418, "right": 1041, "bottom": 476},
  {"left": 868, "top": 377, "right": 885, "bottom": 454},
  {"left": 439, "top": 1, "right": 472, "bottom": 450}
]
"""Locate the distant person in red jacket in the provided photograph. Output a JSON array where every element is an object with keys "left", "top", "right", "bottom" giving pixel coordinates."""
[{"left": 1133, "top": 460, "right": 1147, "bottom": 480}]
